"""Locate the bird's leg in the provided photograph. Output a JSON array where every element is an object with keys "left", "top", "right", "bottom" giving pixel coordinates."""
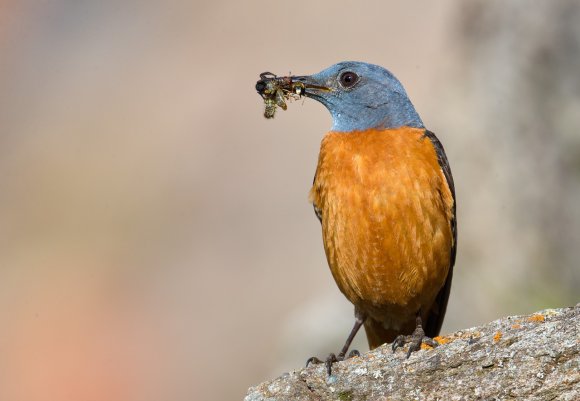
[
  {"left": 392, "top": 312, "right": 439, "bottom": 358},
  {"left": 306, "top": 309, "right": 366, "bottom": 375}
]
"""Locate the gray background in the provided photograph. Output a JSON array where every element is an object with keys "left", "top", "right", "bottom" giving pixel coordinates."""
[{"left": 1, "top": 1, "right": 578, "bottom": 400}]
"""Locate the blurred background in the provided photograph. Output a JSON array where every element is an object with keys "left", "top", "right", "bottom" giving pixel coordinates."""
[{"left": 1, "top": 1, "right": 579, "bottom": 400}]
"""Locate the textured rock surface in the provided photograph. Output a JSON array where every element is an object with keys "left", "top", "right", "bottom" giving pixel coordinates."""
[{"left": 245, "top": 306, "right": 579, "bottom": 401}]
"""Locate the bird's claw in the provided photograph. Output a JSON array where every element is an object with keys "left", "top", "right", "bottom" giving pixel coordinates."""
[
  {"left": 305, "top": 349, "right": 361, "bottom": 375},
  {"left": 347, "top": 349, "right": 360, "bottom": 358},
  {"left": 305, "top": 356, "right": 323, "bottom": 366},
  {"left": 392, "top": 325, "right": 438, "bottom": 358}
]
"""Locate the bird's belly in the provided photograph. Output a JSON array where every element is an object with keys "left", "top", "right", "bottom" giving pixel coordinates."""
[
  {"left": 310, "top": 128, "right": 453, "bottom": 324},
  {"left": 321, "top": 192, "right": 450, "bottom": 324}
]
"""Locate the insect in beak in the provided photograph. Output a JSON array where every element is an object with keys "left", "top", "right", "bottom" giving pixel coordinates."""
[{"left": 255, "top": 72, "right": 311, "bottom": 119}]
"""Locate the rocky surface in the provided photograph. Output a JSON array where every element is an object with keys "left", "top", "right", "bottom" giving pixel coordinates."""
[{"left": 245, "top": 306, "right": 579, "bottom": 400}]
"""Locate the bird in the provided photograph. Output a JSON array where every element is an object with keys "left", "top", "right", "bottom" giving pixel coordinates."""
[{"left": 286, "top": 62, "right": 457, "bottom": 374}]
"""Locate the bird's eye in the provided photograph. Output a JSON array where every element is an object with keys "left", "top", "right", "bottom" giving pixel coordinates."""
[{"left": 339, "top": 71, "right": 359, "bottom": 88}]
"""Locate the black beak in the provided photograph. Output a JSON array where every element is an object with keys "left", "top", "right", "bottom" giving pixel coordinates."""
[
  {"left": 289, "top": 75, "right": 332, "bottom": 97},
  {"left": 255, "top": 72, "right": 331, "bottom": 101}
]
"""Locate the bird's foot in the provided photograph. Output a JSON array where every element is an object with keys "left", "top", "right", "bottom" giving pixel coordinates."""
[
  {"left": 392, "top": 324, "right": 438, "bottom": 358},
  {"left": 306, "top": 350, "right": 360, "bottom": 376}
]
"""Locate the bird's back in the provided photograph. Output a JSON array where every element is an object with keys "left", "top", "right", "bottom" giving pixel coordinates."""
[{"left": 310, "top": 127, "right": 455, "bottom": 348}]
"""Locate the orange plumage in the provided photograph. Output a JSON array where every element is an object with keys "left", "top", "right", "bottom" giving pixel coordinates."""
[{"left": 309, "top": 127, "right": 455, "bottom": 348}]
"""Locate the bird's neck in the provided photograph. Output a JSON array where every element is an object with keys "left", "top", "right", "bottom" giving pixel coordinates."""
[{"left": 330, "top": 97, "right": 424, "bottom": 132}]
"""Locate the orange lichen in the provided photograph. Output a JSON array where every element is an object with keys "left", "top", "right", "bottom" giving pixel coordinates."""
[
  {"left": 511, "top": 324, "right": 523, "bottom": 330},
  {"left": 434, "top": 336, "right": 451, "bottom": 345},
  {"left": 493, "top": 331, "right": 502, "bottom": 343},
  {"left": 527, "top": 314, "right": 545, "bottom": 323},
  {"left": 420, "top": 335, "right": 452, "bottom": 350}
]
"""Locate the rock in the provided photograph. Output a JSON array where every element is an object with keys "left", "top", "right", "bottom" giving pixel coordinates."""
[{"left": 245, "top": 306, "right": 580, "bottom": 401}]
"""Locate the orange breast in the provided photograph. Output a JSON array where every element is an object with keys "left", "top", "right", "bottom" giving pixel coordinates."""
[{"left": 310, "top": 127, "right": 454, "bottom": 327}]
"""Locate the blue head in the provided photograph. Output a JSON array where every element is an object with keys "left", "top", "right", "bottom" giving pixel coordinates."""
[{"left": 292, "top": 62, "right": 423, "bottom": 132}]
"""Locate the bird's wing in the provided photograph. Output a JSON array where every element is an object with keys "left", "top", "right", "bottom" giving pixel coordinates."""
[
  {"left": 311, "top": 173, "right": 323, "bottom": 223},
  {"left": 422, "top": 130, "right": 457, "bottom": 338}
]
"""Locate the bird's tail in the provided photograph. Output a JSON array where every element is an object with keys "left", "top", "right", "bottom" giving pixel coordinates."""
[
  {"left": 363, "top": 307, "right": 444, "bottom": 349},
  {"left": 363, "top": 319, "right": 402, "bottom": 349}
]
